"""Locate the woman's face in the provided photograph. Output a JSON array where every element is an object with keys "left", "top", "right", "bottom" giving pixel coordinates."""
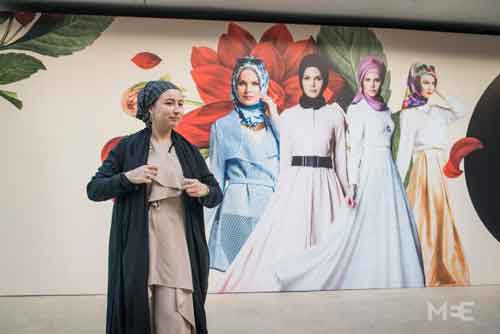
[
  {"left": 149, "top": 89, "right": 184, "bottom": 129},
  {"left": 362, "top": 70, "right": 382, "bottom": 98},
  {"left": 236, "top": 68, "right": 261, "bottom": 106},
  {"left": 302, "top": 66, "right": 324, "bottom": 99},
  {"left": 420, "top": 74, "right": 436, "bottom": 99}
]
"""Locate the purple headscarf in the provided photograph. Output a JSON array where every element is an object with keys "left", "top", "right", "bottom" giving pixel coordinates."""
[
  {"left": 401, "top": 62, "right": 437, "bottom": 109},
  {"left": 352, "top": 56, "right": 388, "bottom": 111}
]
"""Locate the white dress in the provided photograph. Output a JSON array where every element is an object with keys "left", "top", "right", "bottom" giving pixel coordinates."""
[
  {"left": 216, "top": 103, "right": 350, "bottom": 292},
  {"left": 274, "top": 99, "right": 425, "bottom": 291}
]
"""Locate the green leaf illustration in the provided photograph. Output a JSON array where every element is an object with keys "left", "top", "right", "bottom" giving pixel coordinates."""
[
  {"left": 159, "top": 74, "right": 171, "bottom": 81},
  {"left": 0, "top": 12, "right": 11, "bottom": 25},
  {"left": 317, "top": 26, "right": 391, "bottom": 102},
  {"left": 391, "top": 111, "right": 411, "bottom": 188},
  {"left": 0, "top": 52, "right": 46, "bottom": 84},
  {"left": 0, "top": 89, "right": 22, "bottom": 109},
  {"left": 3, "top": 15, "right": 113, "bottom": 56},
  {"left": 199, "top": 148, "right": 209, "bottom": 159}
]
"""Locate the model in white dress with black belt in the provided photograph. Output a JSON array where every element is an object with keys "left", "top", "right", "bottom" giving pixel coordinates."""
[{"left": 274, "top": 57, "right": 425, "bottom": 291}]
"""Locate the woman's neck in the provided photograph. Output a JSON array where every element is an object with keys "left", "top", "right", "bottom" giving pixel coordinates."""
[{"left": 151, "top": 124, "right": 173, "bottom": 144}]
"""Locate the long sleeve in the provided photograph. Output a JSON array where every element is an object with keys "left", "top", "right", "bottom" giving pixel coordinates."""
[
  {"left": 268, "top": 109, "right": 281, "bottom": 138},
  {"left": 396, "top": 110, "right": 417, "bottom": 182},
  {"left": 278, "top": 112, "right": 292, "bottom": 176},
  {"left": 193, "top": 142, "right": 223, "bottom": 209},
  {"left": 208, "top": 121, "right": 226, "bottom": 197},
  {"left": 346, "top": 107, "right": 365, "bottom": 185},
  {"left": 332, "top": 106, "right": 349, "bottom": 194},
  {"left": 442, "top": 96, "right": 466, "bottom": 123},
  {"left": 86, "top": 138, "right": 139, "bottom": 202}
]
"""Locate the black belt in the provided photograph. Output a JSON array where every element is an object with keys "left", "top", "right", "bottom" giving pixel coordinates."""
[{"left": 291, "top": 155, "right": 332, "bottom": 168}]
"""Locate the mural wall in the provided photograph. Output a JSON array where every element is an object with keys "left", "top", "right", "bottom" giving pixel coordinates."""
[{"left": 1, "top": 12, "right": 499, "bottom": 295}]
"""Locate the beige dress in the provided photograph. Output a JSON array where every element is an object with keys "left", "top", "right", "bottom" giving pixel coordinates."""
[
  {"left": 396, "top": 98, "right": 470, "bottom": 286},
  {"left": 147, "top": 140, "right": 195, "bottom": 334}
]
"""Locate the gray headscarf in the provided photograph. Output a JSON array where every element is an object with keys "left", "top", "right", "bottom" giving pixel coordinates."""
[{"left": 136, "top": 80, "right": 180, "bottom": 126}]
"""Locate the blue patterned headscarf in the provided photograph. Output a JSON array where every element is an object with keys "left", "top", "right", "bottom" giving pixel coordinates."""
[{"left": 231, "top": 57, "right": 270, "bottom": 128}]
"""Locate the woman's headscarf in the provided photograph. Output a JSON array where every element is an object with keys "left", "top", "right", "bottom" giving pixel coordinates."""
[
  {"left": 231, "top": 56, "right": 270, "bottom": 128},
  {"left": 137, "top": 80, "right": 180, "bottom": 126},
  {"left": 352, "top": 56, "right": 388, "bottom": 111},
  {"left": 298, "top": 54, "right": 330, "bottom": 110},
  {"left": 401, "top": 62, "right": 438, "bottom": 109}
]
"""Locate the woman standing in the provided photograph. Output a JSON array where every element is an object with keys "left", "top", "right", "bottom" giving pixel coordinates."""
[
  {"left": 87, "top": 80, "right": 222, "bottom": 334},
  {"left": 395, "top": 63, "right": 470, "bottom": 286},
  {"left": 274, "top": 57, "right": 425, "bottom": 291},
  {"left": 207, "top": 56, "right": 280, "bottom": 271},
  {"left": 217, "top": 54, "right": 350, "bottom": 292}
]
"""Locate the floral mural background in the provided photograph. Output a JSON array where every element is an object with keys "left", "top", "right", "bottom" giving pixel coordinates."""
[
  {"left": 0, "top": 13, "right": 499, "bottom": 295},
  {"left": 0, "top": 12, "right": 113, "bottom": 109}
]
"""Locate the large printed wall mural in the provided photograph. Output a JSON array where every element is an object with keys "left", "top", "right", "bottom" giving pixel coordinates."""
[{"left": 2, "top": 12, "right": 497, "bottom": 294}]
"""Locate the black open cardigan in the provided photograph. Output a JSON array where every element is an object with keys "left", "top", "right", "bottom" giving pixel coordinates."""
[{"left": 87, "top": 128, "right": 222, "bottom": 334}]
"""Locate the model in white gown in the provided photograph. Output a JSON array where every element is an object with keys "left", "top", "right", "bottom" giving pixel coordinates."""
[{"left": 274, "top": 57, "right": 425, "bottom": 291}]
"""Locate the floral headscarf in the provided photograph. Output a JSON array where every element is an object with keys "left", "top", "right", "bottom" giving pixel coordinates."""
[
  {"left": 401, "top": 62, "right": 437, "bottom": 109},
  {"left": 231, "top": 56, "right": 270, "bottom": 127}
]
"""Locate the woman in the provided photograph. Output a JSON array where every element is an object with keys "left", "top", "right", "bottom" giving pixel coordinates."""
[
  {"left": 395, "top": 62, "right": 470, "bottom": 286},
  {"left": 274, "top": 56, "right": 425, "bottom": 291},
  {"left": 207, "top": 56, "right": 280, "bottom": 271},
  {"left": 216, "top": 54, "right": 350, "bottom": 292},
  {"left": 87, "top": 80, "right": 222, "bottom": 334}
]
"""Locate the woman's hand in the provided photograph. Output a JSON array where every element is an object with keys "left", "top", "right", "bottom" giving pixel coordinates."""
[
  {"left": 124, "top": 164, "right": 158, "bottom": 184},
  {"left": 346, "top": 184, "right": 357, "bottom": 208},
  {"left": 428, "top": 89, "right": 447, "bottom": 106},
  {"left": 182, "top": 178, "right": 210, "bottom": 197},
  {"left": 261, "top": 95, "right": 278, "bottom": 118}
]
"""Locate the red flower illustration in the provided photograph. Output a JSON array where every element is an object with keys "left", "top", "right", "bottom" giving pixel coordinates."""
[
  {"left": 444, "top": 137, "right": 484, "bottom": 178},
  {"left": 101, "top": 136, "right": 125, "bottom": 162},
  {"left": 14, "top": 12, "right": 36, "bottom": 26},
  {"left": 176, "top": 23, "right": 345, "bottom": 148},
  {"left": 132, "top": 52, "right": 162, "bottom": 69}
]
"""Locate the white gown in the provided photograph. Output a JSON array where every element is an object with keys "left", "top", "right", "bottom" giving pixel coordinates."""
[
  {"left": 274, "top": 99, "right": 425, "bottom": 291},
  {"left": 216, "top": 103, "right": 350, "bottom": 292}
]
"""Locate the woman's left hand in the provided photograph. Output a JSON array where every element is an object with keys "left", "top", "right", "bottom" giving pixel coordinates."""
[
  {"left": 429, "top": 89, "right": 446, "bottom": 106},
  {"left": 182, "top": 178, "right": 209, "bottom": 197},
  {"left": 261, "top": 95, "right": 278, "bottom": 118}
]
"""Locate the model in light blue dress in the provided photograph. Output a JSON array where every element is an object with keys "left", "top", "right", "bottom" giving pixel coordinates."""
[{"left": 207, "top": 57, "right": 280, "bottom": 271}]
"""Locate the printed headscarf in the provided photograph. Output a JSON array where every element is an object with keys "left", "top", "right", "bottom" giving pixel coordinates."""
[
  {"left": 231, "top": 56, "right": 270, "bottom": 127},
  {"left": 137, "top": 80, "right": 180, "bottom": 126},
  {"left": 401, "top": 62, "right": 437, "bottom": 109}
]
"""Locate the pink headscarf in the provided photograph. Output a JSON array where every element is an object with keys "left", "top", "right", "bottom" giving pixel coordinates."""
[{"left": 352, "top": 56, "right": 388, "bottom": 111}]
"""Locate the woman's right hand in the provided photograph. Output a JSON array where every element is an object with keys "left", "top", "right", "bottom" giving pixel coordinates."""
[
  {"left": 346, "top": 184, "right": 357, "bottom": 208},
  {"left": 124, "top": 164, "right": 158, "bottom": 184},
  {"left": 261, "top": 95, "right": 279, "bottom": 119}
]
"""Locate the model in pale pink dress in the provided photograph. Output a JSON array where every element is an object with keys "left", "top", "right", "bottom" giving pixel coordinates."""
[{"left": 216, "top": 55, "right": 350, "bottom": 292}]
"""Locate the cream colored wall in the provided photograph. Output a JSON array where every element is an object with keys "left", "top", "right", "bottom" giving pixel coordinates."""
[{"left": 0, "top": 17, "right": 499, "bottom": 295}]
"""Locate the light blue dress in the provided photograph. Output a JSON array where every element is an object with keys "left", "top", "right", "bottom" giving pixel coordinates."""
[{"left": 207, "top": 110, "right": 279, "bottom": 271}]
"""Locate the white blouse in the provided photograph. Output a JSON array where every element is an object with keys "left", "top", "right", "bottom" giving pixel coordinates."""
[
  {"left": 396, "top": 96, "right": 466, "bottom": 179},
  {"left": 346, "top": 99, "right": 395, "bottom": 185}
]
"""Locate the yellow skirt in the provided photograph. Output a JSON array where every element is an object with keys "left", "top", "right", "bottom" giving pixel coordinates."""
[{"left": 407, "top": 149, "right": 470, "bottom": 286}]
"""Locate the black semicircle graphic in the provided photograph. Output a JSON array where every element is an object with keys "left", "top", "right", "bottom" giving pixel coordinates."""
[{"left": 465, "top": 74, "right": 500, "bottom": 242}]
